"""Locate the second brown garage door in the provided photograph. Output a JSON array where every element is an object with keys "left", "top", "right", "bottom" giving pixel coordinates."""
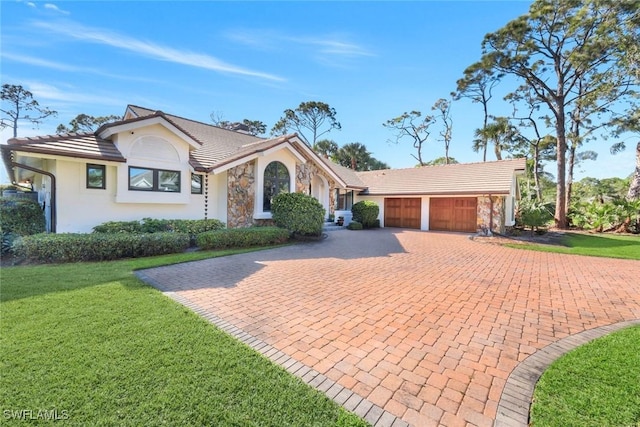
[
  {"left": 429, "top": 198, "right": 477, "bottom": 232},
  {"left": 384, "top": 198, "right": 421, "bottom": 229}
]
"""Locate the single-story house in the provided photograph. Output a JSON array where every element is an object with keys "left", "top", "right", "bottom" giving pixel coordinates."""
[{"left": 1, "top": 104, "right": 526, "bottom": 234}]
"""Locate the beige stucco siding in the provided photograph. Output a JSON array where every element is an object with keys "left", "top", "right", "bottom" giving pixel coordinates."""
[{"left": 54, "top": 159, "right": 208, "bottom": 233}]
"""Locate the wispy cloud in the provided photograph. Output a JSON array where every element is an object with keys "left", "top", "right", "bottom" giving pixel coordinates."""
[
  {"left": 1, "top": 52, "right": 164, "bottom": 84},
  {"left": 25, "top": 81, "right": 126, "bottom": 107},
  {"left": 225, "top": 29, "right": 375, "bottom": 67},
  {"left": 43, "top": 3, "right": 70, "bottom": 15},
  {"left": 32, "top": 21, "right": 285, "bottom": 82}
]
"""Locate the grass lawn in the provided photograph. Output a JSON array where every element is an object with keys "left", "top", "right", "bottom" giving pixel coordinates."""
[
  {"left": 507, "top": 232, "right": 640, "bottom": 260},
  {"left": 0, "top": 249, "right": 367, "bottom": 426},
  {"left": 530, "top": 325, "right": 640, "bottom": 427}
]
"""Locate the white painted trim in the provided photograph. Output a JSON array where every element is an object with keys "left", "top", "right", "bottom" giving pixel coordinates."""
[{"left": 98, "top": 116, "right": 200, "bottom": 149}]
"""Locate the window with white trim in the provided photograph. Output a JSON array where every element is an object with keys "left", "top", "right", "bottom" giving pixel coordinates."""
[
  {"left": 129, "top": 167, "right": 180, "bottom": 192},
  {"left": 263, "top": 161, "right": 289, "bottom": 211}
]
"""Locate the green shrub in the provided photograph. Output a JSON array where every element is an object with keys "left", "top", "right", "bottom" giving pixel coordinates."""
[
  {"left": 13, "top": 232, "right": 190, "bottom": 263},
  {"left": 519, "top": 199, "right": 554, "bottom": 235},
  {"left": 196, "top": 227, "right": 290, "bottom": 250},
  {"left": 351, "top": 200, "right": 379, "bottom": 228},
  {"left": 271, "top": 192, "right": 325, "bottom": 237},
  {"left": 93, "top": 218, "right": 225, "bottom": 235},
  {"left": 0, "top": 197, "right": 46, "bottom": 236},
  {"left": 347, "top": 221, "right": 363, "bottom": 230}
]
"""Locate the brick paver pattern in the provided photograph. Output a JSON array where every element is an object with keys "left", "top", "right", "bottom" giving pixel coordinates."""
[{"left": 139, "top": 229, "right": 640, "bottom": 426}]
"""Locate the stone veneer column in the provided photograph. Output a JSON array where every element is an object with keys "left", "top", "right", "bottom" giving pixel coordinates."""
[
  {"left": 296, "top": 163, "right": 311, "bottom": 194},
  {"left": 227, "top": 161, "right": 255, "bottom": 228},
  {"left": 477, "top": 196, "right": 505, "bottom": 233}
]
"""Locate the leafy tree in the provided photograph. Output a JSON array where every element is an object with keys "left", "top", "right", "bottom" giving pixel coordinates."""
[
  {"left": 56, "top": 113, "right": 121, "bottom": 134},
  {"left": 383, "top": 111, "right": 435, "bottom": 166},
  {"left": 271, "top": 101, "right": 341, "bottom": 148},
  {"left": 210, "top": 111, "right": 267, "bottom": 136},
  {"left": 454, "top": 62, "right": 502, "bottom": 162},
  {"left": 475, "top": 0, "right": 639, "bottom": 229},
  {"left": 366, "top": 158, "right": 390, "bottom": 171},
  {"left": 0, "top": 84, "right": 57, "bottom": 138},
  {"left": 610, "top": 111, "right": 640, "bottom": 201},
  {"left": 424, "top": 157, "right": 459, "bottom": 166},
  {"left": 314, "top": 139, "right": 339, "bottom": 159},
  {"left": 506, "top": 88, "right": 557, "bottom": 200},
  {"left": 431, "top": 98, "right": 454, "bottom": 164}
]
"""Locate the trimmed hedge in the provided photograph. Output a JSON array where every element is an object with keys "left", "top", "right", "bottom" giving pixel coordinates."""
[
  {"left": 271, "top": 192, "right": 325, "bottom": 237},
  {"left": 351, "top": 200, "right": 379, "bottom": 228},
  {"left": 13, "top": 232, "right": 190, "bottom": 263},
  {"left": 347, "top": 221, "right": 363, "bottom": 230},
  {"left": 93, "top": 217, "right": 225, "bottom": 235},
  {"left": 0, "top": 197, "right": 46, "bottom": 236},
  {"left": 196, "top": 227, "right": 290, "bottom": 250}
]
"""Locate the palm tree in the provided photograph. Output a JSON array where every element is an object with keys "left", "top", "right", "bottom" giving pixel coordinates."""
[
  {"left": 333, "top": 143, "right": 371, "bottom": 170},
  {"left": 314, "top": 139, "right": 339, "bottom": 159},
  {"left": 473, "top": 117, "right": 516, "bottom": 161}
]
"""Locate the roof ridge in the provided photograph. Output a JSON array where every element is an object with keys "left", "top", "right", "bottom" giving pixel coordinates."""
[
  {"left": 356, "top": 157, "right": 526, "bottom": 175},
  {"left": 127, "top": 104, "right": 265, "bottom": 139}
]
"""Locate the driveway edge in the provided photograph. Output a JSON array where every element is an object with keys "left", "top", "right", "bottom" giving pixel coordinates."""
[{"left": 494, "top": 319, "right": 640, "bottom": 427}]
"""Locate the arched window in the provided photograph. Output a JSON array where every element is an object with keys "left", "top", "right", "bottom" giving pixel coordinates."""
[{"left": 263, "top": 161, "right": 290, "bottom": 211}]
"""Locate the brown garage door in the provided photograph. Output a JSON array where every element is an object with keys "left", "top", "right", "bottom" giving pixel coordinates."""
[
  {"left": 384, "top": 198, "right": 421, "bottom": 229},
  {"left": 429, "top": 198, "right": 477, "bottom": 232}
]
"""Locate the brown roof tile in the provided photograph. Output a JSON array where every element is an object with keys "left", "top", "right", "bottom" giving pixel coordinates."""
[
  {"left": 355, "top": 158, "right": 526, "bottom": 195},
  {"left": 6, "top": 133, "right": 126, "bottom": 162}
]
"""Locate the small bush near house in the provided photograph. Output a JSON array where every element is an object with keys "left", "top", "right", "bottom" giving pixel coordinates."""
[
  {"left": 13, "top": 232, "right": 190, "bottom": 263},
  {"left": 518, "top": 199, "right": 554, "bottom": 235},
  {"left": 0, "top": 197, "right": 46, "bottom": 236},
  {"left": 271, "top": 192, "right": 325, "bottom": 237},
  {"left": 93, "top": 218, "right": 225, "bottom": 235},
  {"left": 0, "top": 197, "right": 46, "bottom": 255},
  {"left": 347, "top": 221, "right": 363, "bottom": 230},
  {"left": 351, "top": 200, "right": 379, "bottom": 228},
  {"left": 196, "top": 227, "right": 290, "bottom": 250}
]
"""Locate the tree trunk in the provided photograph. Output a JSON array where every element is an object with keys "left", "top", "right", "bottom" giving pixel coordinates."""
[
  {"left": 566, "top": 142, "right": 576, "bottom": 216},
  {"left": 494, "top": 139, "right": 502, "bottom": 161},
  {"left": 534, "top": 145, "right": 542, "bottom": 200},
  {"left": 627, "top": 141, "right": 640, "bottom": 201},
  {"left": 555, "top": 116, "right": 568, "bottom": 229}
]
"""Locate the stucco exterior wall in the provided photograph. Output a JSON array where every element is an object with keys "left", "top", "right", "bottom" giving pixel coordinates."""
[{"left": 53, "top": 158, "right": 208, "bottom": 233}]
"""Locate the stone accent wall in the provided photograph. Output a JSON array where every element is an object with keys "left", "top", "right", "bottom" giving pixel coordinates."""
[
  {"left": 477, "top": 196, "right": 505, "bottom": 233},
  {"left": 296, "top": 163, "right": 312, "bottom": 194},
  {"left": 296, "top": 161, "right": 337, "bottom": 215},
  {"left": 227, "top": 161, "right": 255, "bottom": 228}
]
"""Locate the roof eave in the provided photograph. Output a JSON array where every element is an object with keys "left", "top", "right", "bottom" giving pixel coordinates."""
[{"left": 3, "top": 145, "right": 126, "bottom": 163}]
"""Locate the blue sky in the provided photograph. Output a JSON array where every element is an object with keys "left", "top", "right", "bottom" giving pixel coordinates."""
[{"left": 1, "top": 0, "right": 635, "bottom": 184}]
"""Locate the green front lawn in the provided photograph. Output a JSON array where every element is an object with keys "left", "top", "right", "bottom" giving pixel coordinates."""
[
  {"left": 1, "top": 250, "right": 367, "bottom": 426},
  {"left": 530, "top": 325, "right": 640, "bottom": 427},
  {"left": 507, "top": 232, "right": 640, "bottom": 260}
]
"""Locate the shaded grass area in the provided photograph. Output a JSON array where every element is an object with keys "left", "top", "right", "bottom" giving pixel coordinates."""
[
  {"left": 530, "top": 325, "right": 640, "bottom": 427},
  {"left": 506, "top": 232, "right": 640, "bottom": 260},
  {"left": 1, "top": 249, "right": 367, "bottom": 426}
]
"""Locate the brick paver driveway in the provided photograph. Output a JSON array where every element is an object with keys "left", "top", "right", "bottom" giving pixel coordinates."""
[{"left": 137, "top": 229, "right": 640, "bottom": 426}]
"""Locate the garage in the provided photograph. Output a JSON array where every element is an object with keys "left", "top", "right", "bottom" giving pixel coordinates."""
[
  {"left": 384, "top": 198, "right": 421, "bottom": 229},
  {"left": 429, "top": 197, "right": 477, "bottom": 232}
]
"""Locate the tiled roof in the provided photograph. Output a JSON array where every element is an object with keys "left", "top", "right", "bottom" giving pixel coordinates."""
[
  {"left": 125, "top": 105, "right": 266, "bottom": 169},
  {"left": 5, "top": 133, "right": 126, "bottom": 162},
  {"left": 355, "top": 158, "right": 526, "bottom": 195},
  {"left": 318, "top": 157, "right": 367, "bottom": 189}
]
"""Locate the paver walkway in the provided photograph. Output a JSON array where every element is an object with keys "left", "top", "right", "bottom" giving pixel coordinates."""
[{"left": 136, "top": 229, "right": 640, "bottom": 426}]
